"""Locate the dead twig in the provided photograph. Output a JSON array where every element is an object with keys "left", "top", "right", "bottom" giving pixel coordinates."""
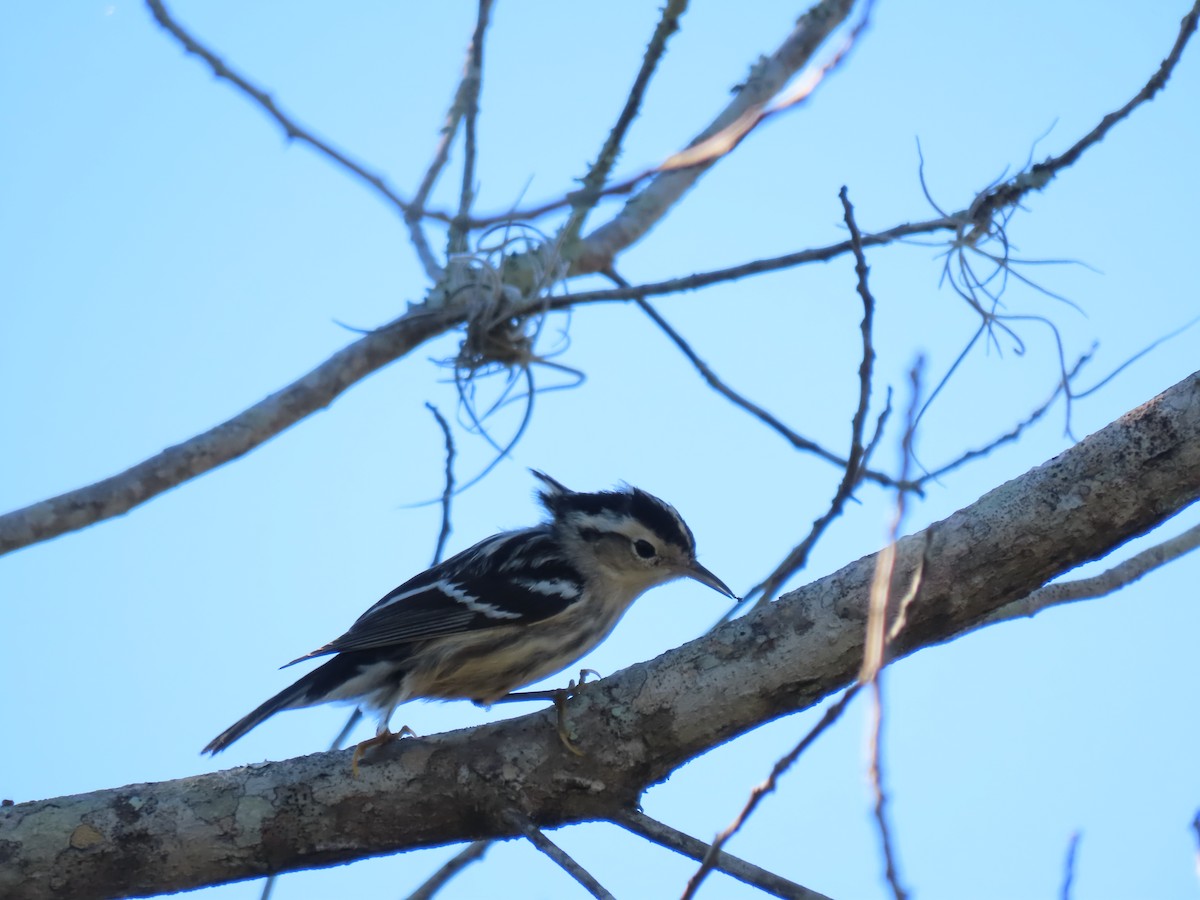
[
  {"left": 964, "top": 0, "right": 1200, "bottom": 238},
  {"left": 748, "top": 186, "right": 878, "bottom": 605},
  {"left": 424, "top": 402, "right": 457, "bottom": 565},
  {"left": 916, "top": 350, "right": 1094, "bottom": 485},
  {"left": 449, "top": 0, "right": 494, "bottom": 256},
  {"left": 1060, "top": 832, "right": 1082, "bottom": 900},
  {"left": 560, "top": 0, "right": 690, "bottom": 247},
  {"left": 606, "top": 269, "right": 905, "bottom": 492},
  {"left": 145, "top": 0, "right": 412, "bottom": 217},
  {"left": 859, "top": 362, "right": 922, "bottom": 900},
  {"left": 405, "top": 841, "right": 491, "bottom": 900},
  {"left": 977, "top": 520, "right": 1200, "bottom": 629},
  {"left": 680, "top": 686, "right": 861, "bottom": 900},
  {"left": 504, "top": 811, "right": 614, "bottom": 900},
  {"left": 618, "top": 809, "right": 831, "bottom": 900}
]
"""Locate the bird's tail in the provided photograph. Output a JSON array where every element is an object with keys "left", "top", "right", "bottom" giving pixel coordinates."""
[{"left": 203, "top": 654, "right": 372, "bottom": 755}]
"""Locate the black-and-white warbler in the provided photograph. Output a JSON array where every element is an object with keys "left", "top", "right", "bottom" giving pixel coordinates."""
[{"left": 203, "top": 470, "right": 734, "bottom": 754}]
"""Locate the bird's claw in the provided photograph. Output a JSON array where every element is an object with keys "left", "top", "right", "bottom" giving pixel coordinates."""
[
  {"left": 351, "top": 724, "right": 416, "bottom": 777},
  {"left": 553, "top": 668, "right": 602, "bottom": 756}
]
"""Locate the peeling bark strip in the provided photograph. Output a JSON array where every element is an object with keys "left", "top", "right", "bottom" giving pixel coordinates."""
[{"left": 3, "top": 372, "right": 1198, "bottom": 900}]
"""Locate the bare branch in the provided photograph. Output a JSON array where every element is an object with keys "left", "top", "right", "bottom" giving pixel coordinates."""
[
  {"left": 960, "top": 0, "right": 1200, "bottom": 241},
  {"left": 449, "top": 0, "right": 494, "bottom": 255},
  {"left": 682, "top": 687, "right": 861, "bottom": 900},
  {"left": 749, "top": 186, "right": 878, "bottom": 604},
  {"left": 405, "top": 23, "right": 497, "bottom": 282},
  {"left": 916, "top": 351, "right": 1094, "bottom": 485},
  {"left": 504, "top": 811, "right": 614, "bottom": 900},
  {"left": 556, "top": 216, "right": 959, "bottom": 308},
  {"left": 421, "top": 0, "right": 858, "bottom": 236},
  {"left": 866, "top": 675, "right": 907, "bottom": 900},
  {"left": 571, "top": 0, "right": 858, "bottom": 274},
  {"left": 405, "top": 841, "right": 490, "bottom": 900},
  {"left": 1060, "top": 832, "right": 1082, "bottom": 900},
  {"left": 977, "top": 520, "right": 1200, "bottom": 628},
  {"left": 560, "top": 0, "right": 690, "bottom": 247},
  {"left": 145, "top": 0, "right": 412, "bottom": 217},
  {"left": 1191, "top": 811, "right": 1200, "bottom": 885},
  {"left": 861, "top": 365, "right": 921, "bottom": 900},
  {"left": 617, "top": 809, "right": 831, "bottom": 900},
  {"left": 5, "top": 371, "right": 1200, "bottom": 898},
  {"left": 656, "top": 0, "right": 874, "bottom": 172},
  {"left": 0, "top": 308, "right": 452, "bottom": 558},
  {"left": 424, "top": 402, "right": 457, "bottom": 566},
  {"left": 606, "top": 269, "right": 905, "bottom": 490}
]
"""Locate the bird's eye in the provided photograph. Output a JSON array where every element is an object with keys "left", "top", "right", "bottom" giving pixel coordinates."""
[{"left": 633, "top": 539, "right": 656, "bottom": 559}]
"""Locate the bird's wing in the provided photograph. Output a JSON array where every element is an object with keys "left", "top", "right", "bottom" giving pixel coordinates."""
[{"left": 283, "top": 528, "right": 583, "bottom": 665}]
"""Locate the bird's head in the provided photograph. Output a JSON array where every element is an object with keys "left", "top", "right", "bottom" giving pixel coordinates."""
[{"left": 531, "top": 469, "right": 736, "bottom": 600}]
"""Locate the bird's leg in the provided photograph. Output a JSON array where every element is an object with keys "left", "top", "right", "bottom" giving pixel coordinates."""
[{"left": 351, "top": 724, "right": 416, "bottom": 777}]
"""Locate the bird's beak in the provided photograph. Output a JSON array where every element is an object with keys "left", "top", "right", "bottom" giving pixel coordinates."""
[{"left": 685, "top": 561, "right": 739, "bottom": 600}]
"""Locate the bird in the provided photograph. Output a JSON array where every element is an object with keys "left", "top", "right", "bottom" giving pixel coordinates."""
[{"left": 203, "top": 470, "right": 735, "bottom": 755}]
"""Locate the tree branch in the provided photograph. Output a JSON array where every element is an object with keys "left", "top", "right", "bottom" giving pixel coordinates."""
[
  {"left": 569, "top": 0, "right": 856, "bottom": 274},
  {"left": 448, "top": 0, "right": 493, "bottom": 256},
  {"left": 748, "top": 187, "right": 881, "bottom": 604},
  {"left": 405, "top": 841, "right": 490, "bottom": 900},
  {"left": 5, "top": 372, "right": 1198, "bottom": 899},
  {"left": 616, "top": 809, "right": 830, "bottom": 900},
  {"left": 959, "top": 0, "right": 1199, "bottom": 242},
  {"left": 0, "top": 309, "right": 452, "bottom": 557},
  {"left": 504, "top": 811, "right": 614, "bottom": 900},
  {"left": 145, "top": 0, "right": 413, "bottom": 218},
  {"left": 976, "top": 520, "right": 1200, "bottom": 628},
  {"left": 559, "top": 0, "right": 690, "bottom": 247}
]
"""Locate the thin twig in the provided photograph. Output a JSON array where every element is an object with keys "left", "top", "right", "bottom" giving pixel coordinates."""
[
  {"left": 657, "top": 0, "right": 874, "bottom": 172},
  {"left": 145, "top": 0, "right": 411, "bottom": 216},
  {"left": 424, "top": 403, "right": 456, "bottom": 565},
  {"left": 424, "top": 0, "right": 855, "bottom": 240},
  {"left": 859, "top": 362, "right": 923, "bottom": 900},
  {"left": 559, "top": 216, "right": 959, "bottom": 306},
  {"left": 0, "top": 307, "right": 453, "bottom": 558},
  {"left": 1072, "top": 313, "right": 1200, "bottom": 400},
  {"left": 748, "top": 187, "right": 878, "bottom": 605},
  {"left": 504, "top": 811, "right": 614, "bottom": 900},
  {"left": 449, "top": 0, "right": 494, "bottom": 255},
  {"left": 963, "top": 0, "right": 1200, "bottom": 239},
  {"left": 866, "top": 672, "right": 906, "bottom": 900},
  {"left": 515, "top": 0, "right": 1195, "bottom": 262},
  {"left": 1191, "top": 810, "right": 1200, "bottom": 884},
  {"left": 609, "top": 269, "right": 902, "bottom": 490},
  {"left": 571, "top": 0, "right": 866, "bottom": 274},
  {"left": 1060, "top": 832, "right": 1082, "bottom": 900},
  {"left": 559, "top": 0, "right": 690, "bottom": 246},
  {"left": 405, "top": 841, "right": 490, "bottom": 900},
  {"left": 681, "top": 685, "right": 861, "bottom": 900},
  {"left": 405, "top": 11, "right": 500, "bottom": 283},
  {"left": 618, "top": 809, "right": 832, "bottom": 900},
  {"left": 977, "top": 520, "right": 1200, "bottom": 628},
  {"left": 916, "top": 350, "right": 1094, "bottom": 485}
]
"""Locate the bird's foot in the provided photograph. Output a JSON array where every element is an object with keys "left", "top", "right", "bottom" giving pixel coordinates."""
[
  {"left": 553, "top": 668, "right": 602, "bottom": 757},
  {"left": 351, "top": 724, "right": 416, "bottom": 777}
]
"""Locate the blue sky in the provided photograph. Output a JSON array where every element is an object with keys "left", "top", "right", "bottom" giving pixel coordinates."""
[{"left": 3, "top": 2, "right": 1199, "bottom": 898}]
